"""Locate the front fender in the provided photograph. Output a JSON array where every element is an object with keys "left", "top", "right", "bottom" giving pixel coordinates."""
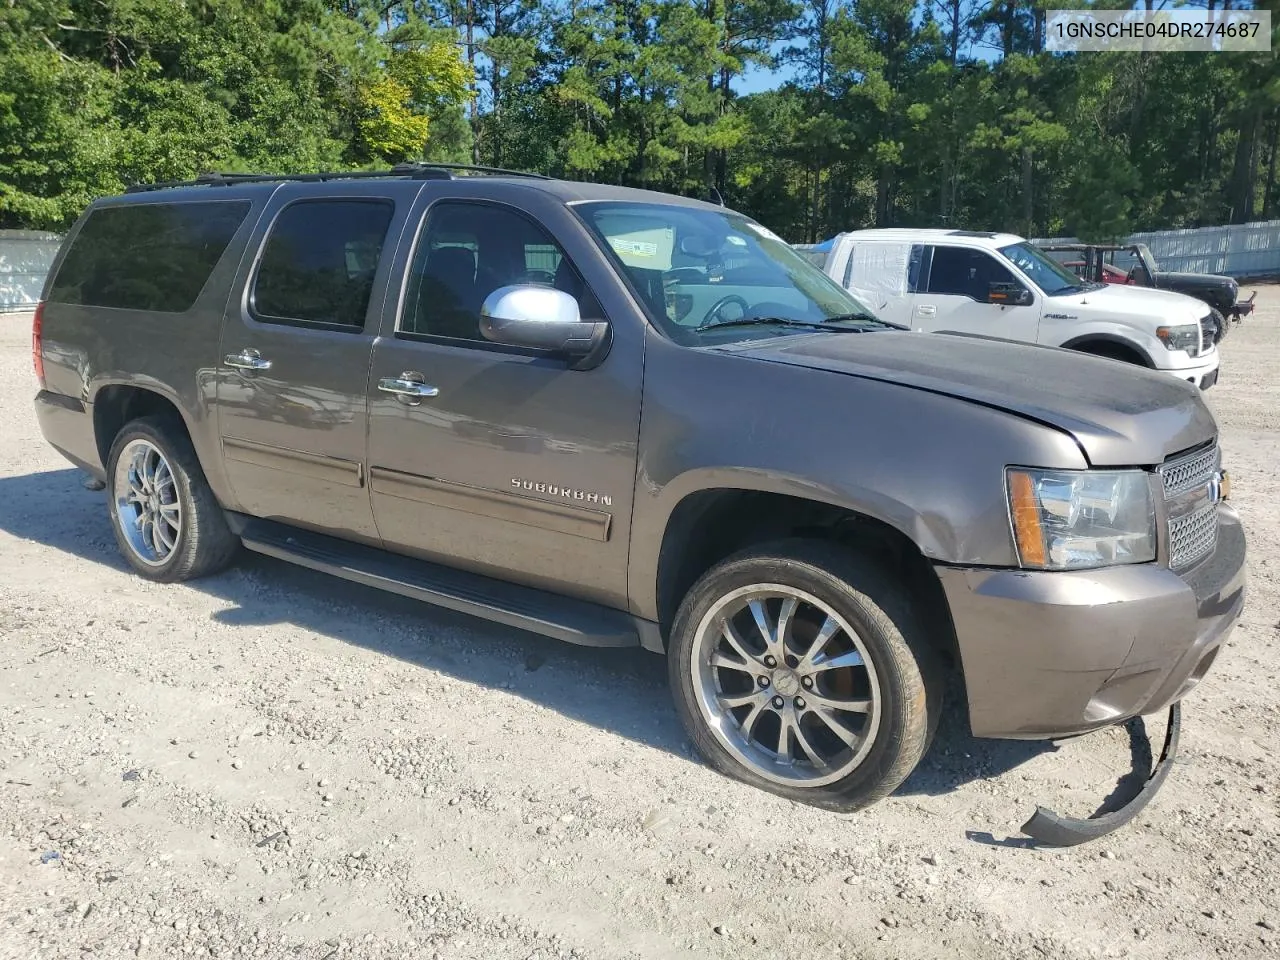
[
  {"left": 626, "top": 333, "right": 1088, "bottom": 621},
  {"left": 1057, "top": 328, "right": 1158, "bottom": 366},
  {"left": 645, "top": 465, "right": 951, "bottom": 561}
]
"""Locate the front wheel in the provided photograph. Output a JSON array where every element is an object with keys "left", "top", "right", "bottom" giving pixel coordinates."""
[
  {"left": 1210, "top": 307, "right": 1227, "bottom": 343},
  {"left": 667, "top": 540, "right": 942, "bottom": 813}
]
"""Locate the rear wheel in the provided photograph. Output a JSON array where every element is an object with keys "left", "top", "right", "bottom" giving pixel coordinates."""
[
  {"left": 667, "top": 540, "right": 942, "bottom": 812},
  {"left": 106, "top": 416, "right": 239, "bottom": 582}
]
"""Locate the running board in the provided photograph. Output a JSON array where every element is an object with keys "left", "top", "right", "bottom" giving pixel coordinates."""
[{"left": 235, "top": 518, "right": 639, "bottom": 648}]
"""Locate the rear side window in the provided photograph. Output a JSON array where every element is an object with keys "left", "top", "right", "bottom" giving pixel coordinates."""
[
  {"left": 252, "top": 200, "right": 394, "bottom": 329},
  {"left": 48, "top": 201, "right": 250, "bottom": 312}
]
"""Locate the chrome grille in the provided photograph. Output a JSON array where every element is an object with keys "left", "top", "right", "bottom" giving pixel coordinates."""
[
  {"left": 1161, "top": 442, "right": 1221, "bottom": 569},
  {"left": 1169, "top": 502, "right": 1219, "bottom": 569},
  {"left": 1199, "top": 313, "right": 1216, "bottom": 351},
  {"left": 1161, "top": 444, "right": 1219, "bottom": 498}
]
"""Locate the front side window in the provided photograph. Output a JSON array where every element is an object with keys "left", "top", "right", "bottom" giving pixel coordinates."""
[
  {"left": 252, "top": 200, "right": 394, "bottom": 328},
  {"left": 399, "top": 201, "right": 600, "bottom": 342},
  {"left": 926, "top": 246, "right": 1016, "bottom": 300},
  {"left": 998, "top": 241, "right": 1088, "bottom": 297},
  {"left": 49, "top": 201, "right": 250, "bottom": 312},
  {"left": 574, "top": 202, "right": 894, "bottom": 345}
]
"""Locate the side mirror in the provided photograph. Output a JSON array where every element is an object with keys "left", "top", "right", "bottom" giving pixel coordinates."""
[
  {"left": 479, "top": 285, "right": 610, "bottom": 362},
  {"left": 987, "top": 281, "right": 1034, "bottom": 307}
]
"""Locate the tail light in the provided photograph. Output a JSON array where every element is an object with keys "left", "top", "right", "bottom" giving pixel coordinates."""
[{"left": 32, "top": 301, "right": 46, "bottom": 388}]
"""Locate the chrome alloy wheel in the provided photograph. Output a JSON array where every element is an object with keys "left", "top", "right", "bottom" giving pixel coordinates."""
[
  {"left": 113, "top": 439, "right": 182, "bottom": 567},
  {"left": 690, "top": 584, "right": 882, "bottom": 787}
]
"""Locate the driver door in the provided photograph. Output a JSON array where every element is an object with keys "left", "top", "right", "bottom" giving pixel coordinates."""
[
  {"left": 364, "top": 196, "right": 643, "bottom": 607},
  {"left": 911, "top": 244, "right": 1040, "bottom": 342}
]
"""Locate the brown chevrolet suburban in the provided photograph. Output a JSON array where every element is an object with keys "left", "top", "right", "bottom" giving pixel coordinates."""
[{"left": 32, "top": 164, "right": 1246, "bottom": 842}]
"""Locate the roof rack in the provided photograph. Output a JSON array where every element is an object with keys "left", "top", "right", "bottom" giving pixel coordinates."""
[
  {"left": 1035, "top": 242, "right": 1127, "bottom": 252},
  {"left": 124, "top": 162, "right": 552, "bottom": 194}
]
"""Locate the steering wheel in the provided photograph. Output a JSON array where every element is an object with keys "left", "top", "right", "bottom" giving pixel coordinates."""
[{"left": 700, "top": 294, "right": 750, "bottom": 327}]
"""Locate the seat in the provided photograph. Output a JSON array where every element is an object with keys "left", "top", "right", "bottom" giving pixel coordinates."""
[
  {"left": 416, "top": 246, "right": 478, "bottom": 338},
  {"left": 554, "top": 257, "right": 583, "bottom": 297}
]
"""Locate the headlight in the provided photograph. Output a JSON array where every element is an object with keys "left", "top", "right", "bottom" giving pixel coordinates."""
[
  {"left": 1156, "top": 323, "right": 1200, "bottom": 357},
  {"left": 1007, "top": 468, "right": 1156, "bottom": 570}
]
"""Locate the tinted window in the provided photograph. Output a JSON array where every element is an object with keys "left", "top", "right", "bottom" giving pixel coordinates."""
[
  {"left": 49, "top": 201, "right": 250, "bottom": 312},
  {"left": 907, "top": 244, "right": 925, "bottom": 292},
  {"left": 926, "top": 246, "right": 1014, "bottom": 299},
  {"left": 400, "top": 201, "right": 600, "bottom": 341},
  {"left": 253, "top": 200, "right": 394, "bottom": 328}
]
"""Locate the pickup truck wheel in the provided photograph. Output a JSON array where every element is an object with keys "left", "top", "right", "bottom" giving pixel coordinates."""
[
  {"left": 106, "top": 417, "right": 238, "bottom": 583},
  {"left": 1210, "top": 308, "right": 1227, "bottom": 343},
  {"left": 668, "top": 540, "right": 941, "bottom": 812}
]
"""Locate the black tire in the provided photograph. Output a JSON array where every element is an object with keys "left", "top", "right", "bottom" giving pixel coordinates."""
[
  {"left": 667, "top": 539, "right": 943, "bottom": 813},
  {"left": 1073, "top": 341, "right": 1148, "bottom": 367},
  {"left": 1210, "top": 308, "right": 1227, "bottom": 343},
  {"left": 105, "top": 415, "right": 239, "bottom": 582}
]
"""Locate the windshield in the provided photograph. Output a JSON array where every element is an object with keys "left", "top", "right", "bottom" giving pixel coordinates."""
[
  {"left": 999, "top": 241, "right": 1089, "bottom": 296},
  {"left": 573, "top": 201, "right": 897, "bottom": 344}
]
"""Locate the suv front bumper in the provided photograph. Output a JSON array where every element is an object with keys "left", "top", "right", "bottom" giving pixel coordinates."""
[
  {"left": 936, "top": 503, "right": 1245, "bottom": 740},
  {"left": 1158, "top": 350, "right": 1219, "bottom": 390}
]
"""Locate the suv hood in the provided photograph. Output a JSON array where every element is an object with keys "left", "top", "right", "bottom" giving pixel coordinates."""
[
  {"left": 724, "top": 331, "right": 1216, "bottom": 466},
  {"left": 1049, "top": 282, "right": 1210, "bottom": 325},
  {"left": 1154, "top": 270, "right": 1237, "bottom": 294}
]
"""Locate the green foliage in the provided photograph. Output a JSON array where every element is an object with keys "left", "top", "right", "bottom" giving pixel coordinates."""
[
  {"left": 0, "top": 0, "right": 472, "bottom": 226},
  {"left": 1, "top": 0, "right": 1277, "bottom": 239}
]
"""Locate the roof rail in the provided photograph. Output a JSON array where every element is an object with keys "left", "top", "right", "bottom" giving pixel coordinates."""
[{"left": 123, "top": 162, "right": 551, "bottom": 194}]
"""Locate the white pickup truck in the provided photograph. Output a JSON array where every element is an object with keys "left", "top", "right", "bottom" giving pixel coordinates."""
[{"left": 811, "top": 228, "right": 1220, "bottom": 389}]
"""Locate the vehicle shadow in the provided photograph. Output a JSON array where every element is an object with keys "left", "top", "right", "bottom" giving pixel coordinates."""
[{"left": 0, "top": 468, "right": 1081, "bottom": 806}]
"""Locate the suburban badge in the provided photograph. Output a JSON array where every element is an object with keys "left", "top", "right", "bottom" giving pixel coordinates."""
[{"left": 511, "top": 478, "right": 612, "bottom": 507}]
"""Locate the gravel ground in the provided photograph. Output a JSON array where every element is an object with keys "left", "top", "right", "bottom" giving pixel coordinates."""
[{"left": 1, "top": 292, "right": 1277, "bottom": 960}]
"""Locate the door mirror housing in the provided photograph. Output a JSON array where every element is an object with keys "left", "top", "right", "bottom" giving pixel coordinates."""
[
  {"left": 479, "top": 285, "right": 610, "bottom": 363},
  {"left": 986, "top": 281, "right": 1034, "bottom": 307}
]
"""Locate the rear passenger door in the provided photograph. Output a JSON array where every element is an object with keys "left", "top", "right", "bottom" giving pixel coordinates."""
[
  {"left": 911, "top": 245, "right": 1040, "bottom": 341},
  {"left": 216, "top": 183, "right": 413, "bottom": 542}
]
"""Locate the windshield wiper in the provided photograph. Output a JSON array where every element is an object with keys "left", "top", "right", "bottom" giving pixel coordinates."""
[
  {"left": 697, "top": 314, "right": 895, "bottom": 333},
  {"left": 696, "top": 315, "right": 863, "bottom": 333},
  {"left": 822, "top": 312, "right": 903, "bottom": 329},
  {"left": 1049, "top": 280, "right": 1103, "bottom": 296}
]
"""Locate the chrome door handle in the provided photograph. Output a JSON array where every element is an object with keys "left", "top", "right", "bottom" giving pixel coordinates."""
[
  {"left": 224, "top": 349, "right": 272, "bottom": 371},
  {"left": 377, "top": 377, "right": 439, "bottom": 398}
]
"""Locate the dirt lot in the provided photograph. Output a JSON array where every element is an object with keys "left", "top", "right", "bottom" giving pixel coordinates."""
[{"left": 0, "top": 293, "right": 1277, "bottom": 960}]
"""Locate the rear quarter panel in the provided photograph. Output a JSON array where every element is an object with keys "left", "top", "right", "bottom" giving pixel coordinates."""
[{"left": 38, "top": 193, "right": 269, "bottom": 503}]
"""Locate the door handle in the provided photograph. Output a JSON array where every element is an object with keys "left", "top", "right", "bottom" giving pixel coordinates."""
[
  {"left": 378, "top": 375, "right": 439, "bottom": 399},
  {"left": 224, "top": 349, "right": 272, "bottom": 371}
]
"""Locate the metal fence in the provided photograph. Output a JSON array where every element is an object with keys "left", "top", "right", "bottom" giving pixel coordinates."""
[
  {"left": 1033, "top": 221, "right": 1280, "bottom": 279},
  {"left": 797, "top": 220, "right": 1280, "bottom": 280},
  {"left": 0, "top": 230, "right": 61, "bottom": 313}
]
